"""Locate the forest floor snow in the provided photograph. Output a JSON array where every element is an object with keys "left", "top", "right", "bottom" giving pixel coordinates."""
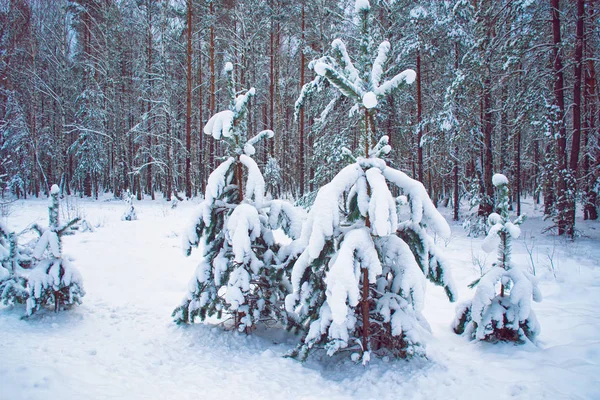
[{"left": 1, "top": 195, "right": 599, "bottom": 399}]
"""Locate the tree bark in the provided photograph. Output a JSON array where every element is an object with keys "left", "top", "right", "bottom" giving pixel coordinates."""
[
  {"left": 565, "top": 0, "right": 585, "bottom": 230},
  {"left": 298, "top": 3, "right": 305, "bottom": 197},
  {"left": 583, "top": 0, "right": 598, "bottom": 220},
  {"left": 209, "top": 1, "right": 216, "bottom": 170},
  {"left": 146, "top": 1, "right": 154, "bottom": 200},
  {"left": 416, "top": 49, "right": 423, "bottom": 182},
  {"left": 185, "top": 0, "right": 193, "bottom": 199},
  {"left": 197, "top": 38, "right": 205, "bottom": 194},
  {"left": 514, "top": 121, "right": 521, "bottom": 216},
  {"left": 551, "top": 0, "right": 570, "bottom": 236},
  {"left": 479, "top": 74, "right": 494, "bottom": 217}
]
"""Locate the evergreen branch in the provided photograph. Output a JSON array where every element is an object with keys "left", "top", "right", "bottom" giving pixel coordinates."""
[
  {"left": 294, "top": 75, "right": 325, "bottom": 120},
  {"left": 331, "top": 39, "right": 360, "bottom": 84},
  {"left": 314, "top": 62, "right": 362, "bottom": 101},
  {"left": 371, "top": 41, "right": 390, "bottom": 88},
  {"left": 58, "top": 218, "right": 81, "bottom": 236},
  {"left": 375, "top": 69, "right": 416, "bottom": 96},
  {"left": 246, "top": 130, "right": 275, "bottom": 148}
]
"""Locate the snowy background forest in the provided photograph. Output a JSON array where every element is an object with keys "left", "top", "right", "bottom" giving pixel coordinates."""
[{"left": 1, "top": 0, "right": 600, "bottom": 399}]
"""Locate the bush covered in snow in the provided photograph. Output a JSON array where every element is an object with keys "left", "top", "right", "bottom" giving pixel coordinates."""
[
  {"left": 173, "top": 66, "right": 302, "bottom": 332},
  {"left": 453, "top": 174, "right": 541, "bottom": 342},
  {"left": 286, "top": 0, "right": 455, "bottom": 363}
]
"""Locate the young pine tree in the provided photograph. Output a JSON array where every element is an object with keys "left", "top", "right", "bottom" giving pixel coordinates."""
[
  {"left": 25, "top": 185, "right": 85, "bottom": 316},
  {"left": 121, "top": 189, "right": 137, "bottom": 221},
  {"left": 0, "top": 224, "right": 32, "bottom": 306},
  {"left": 453, "top": 174, "right": 542, "bottom": 342},
  {"left": 173, "top": 64, "right": 303, "bottom": 332},
  {"left": 286, "top": 0, "right": 456, "bottom": 363}
]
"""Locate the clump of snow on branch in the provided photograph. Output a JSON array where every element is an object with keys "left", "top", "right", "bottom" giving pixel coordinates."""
[
  {"left": 362, "top": 92, "right": 378, "bottom": 109},
  {"left": 492, "top": 173, "right": 509, "bottom": 187},
  {"left": 355, "top": 0, "right": 370, "bottom": 13},
  {"left": 204, "top": 110, "right": 234, "bottom": 139}
]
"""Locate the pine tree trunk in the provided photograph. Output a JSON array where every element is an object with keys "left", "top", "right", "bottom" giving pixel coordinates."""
[
  {"left": 197, "top": 39, "right": 205, "bottom": 194},
  {"left": 533, "top": 139, "right": 540, "bottom": 205},
  {"left": 452, "top": 42, "right": 460, "bottom": 221},
  {"left": 361, "top": 266, "right": 369, "bottom": 352},
  {"left": 361, "top": 109, "right": 372, "bottom": 354},
  {"left": 514, "top": 124, "right": 522, "bottom": 216},
  {"left": 269, "top": 2, "right": 275, "bottom": 157},
  {"left": 308, "top": 116, "right": 315, "bottom": 193},
  {"left": 565, "top": 0, "right": 585, "bottom": 233},
  {"left": 416, "top": 49, "right": 423, "bottom": 182},
  {"left": 544, "top": 141, "right": 555, "bottom": 216},
  {"left": 480, "top": 74, "right": 494, "bottom": 217},
  {"left": 298, "top": 3, "right": 305, "bottom": 197},
  {"left": 583, "top": 0, "right": 598, "bottom": 220},
  {"left": 146, "top": 3, "right": 154, "bottom": 200},
  {"left": 570, "top": 0, "right": 585, "bottom": 177},
  {"left": 551, "top": 0, "right": 570, "bottom": 236},
  {"left": 166, "top": 108, "right": 172, "bottom": 202},
  {"left": 453, "top": 145, "right": 459, "bottom": 221},
  {"left": 185, "top": 0, "right": 193, "bottom": 199},
  {"left": 209, "top": 1, "right": 216, "bottom": 171}
]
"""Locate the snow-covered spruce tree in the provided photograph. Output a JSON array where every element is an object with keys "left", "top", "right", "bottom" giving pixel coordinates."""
[
  {"left": 0, "top": 223, "right": 32, "bottom": 306},
  {"left": 286, "top": 0, "right": 456, "bottom": 363},
  {"left": 453, "top": 174, "right": 541, "bottom": 342},
  {"left": 25, "top": 185, "right": 85, "bottom": 316},
  {"left": 173, "top": 64, "right": 303, "bottom": 332},
  {"left": 121, "top": 189, "right": 137, "bottom": 221}
]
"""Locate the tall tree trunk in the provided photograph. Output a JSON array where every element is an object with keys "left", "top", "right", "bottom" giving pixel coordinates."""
[
  {"left": 166, "top": 109, "right": 172, "bottom": 201},
  {"left": 361, "top": 110, "right": 371, "bottom": 354},
  {"left": 197, "top": 39, "right": 205, "bottom": 194},
  {"left": 565, "top": 0, "right": 585, "bottom": 232},
  {"left": 269, "top": 2, "right": 275, "bottom": 156},
  {"left": 514, "top": 117, "right": 522, "bottom": 216},
  {"left": 551, "top": 0, "right": 569, "bottom": 236},
  {"left": 583, "top": 0, "right": 598, "bottom": 220},
  {"left": 209, "top": 1, "right": 216, "bottom": 171},
  {"left": 308, "top": 116, "right": 315, "bottom": 193},
  {"left": 146, "top": 2, "right": 154, "bottom": 200},
  {"left": 416, "top": 49, "right": 423, "bottom": 182},
  {"left": 185, "top": 0, "right": 193, "bottom": 199},
  {"left": 452, "top": 42, "right": 460, "bottom": 221},
  {"left": 570, "top": 0, "right": 585, "bottom": 176},
  {"left": 533, "top": 138, "right": 540, "bottom": 205},
  {"left": 298, "top": 3, "right": 305, "bottom": 197},
  {"left": 453, "top": 145, "right": 459, "bottom": 221},
  {"left": 479, "top": 74, "right": 494, "bottom": 217}
]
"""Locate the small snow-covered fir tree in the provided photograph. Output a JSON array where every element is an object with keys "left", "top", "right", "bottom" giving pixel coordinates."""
[
  {"left": 286, "top": 0, "right": 456, "bottom": 363},
  {"left": 121, "top": 189, "right": 137, "bottom": 221},
  {"left": 25, "top": 184, "right": 85, "bottom": 316},
  {"left": 453, "top": 174, "right": 541, "bottom": 342},
  {"left": 173, "top": 64, "right": 303, "bottom": 332},
  {"left": 0, "top": 223, "right": 32, "bottom": 306}
]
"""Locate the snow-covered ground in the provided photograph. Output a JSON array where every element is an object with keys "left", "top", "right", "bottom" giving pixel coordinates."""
[{"left": 1, "top": 195, "right": 599, "bottom": 400}]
